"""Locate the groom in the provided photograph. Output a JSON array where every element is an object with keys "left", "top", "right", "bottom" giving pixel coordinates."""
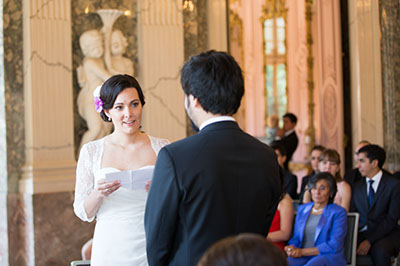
[{"left": 144, "top": 50, "right": 282, "bottom": 266}]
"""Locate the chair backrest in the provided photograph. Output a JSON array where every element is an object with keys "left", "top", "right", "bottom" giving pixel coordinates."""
[
  {"left": 345, "top": 212, "right": 359, "bottom": 266},
  {"left": 292, "top": 199, "right": 300, "bottom": 212},
  {"left": 71, "top": 260, "right": 90, "bottom": 266}
]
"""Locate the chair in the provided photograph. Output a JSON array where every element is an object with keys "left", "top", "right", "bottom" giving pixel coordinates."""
[
  {"left": 356, "top": 252, "right": 399, "bottom": 266},
  {"left": 345, "top": 212, "right": 359, "bottom": 266},
  {"left": 292, "top": 199, "right": 300, "bottom": 212},
  {"left": 70, "top": 260, "right": 90, "bottom": 266}
]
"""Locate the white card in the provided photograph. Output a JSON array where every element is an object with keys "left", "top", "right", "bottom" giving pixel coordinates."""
[
  {"left": 105, "top": 170, "right": 132, "bottom": 189},
  {"left": 105, "top": 167, "right": 154, "bottom": 190}
]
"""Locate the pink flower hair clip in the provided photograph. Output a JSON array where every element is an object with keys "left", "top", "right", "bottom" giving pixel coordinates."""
[
  {"left": 94, "top": 97, "right": 103, "bottom": 113},
  {"left": 93, "top": 85, "right": 103, "bottom": 113}
]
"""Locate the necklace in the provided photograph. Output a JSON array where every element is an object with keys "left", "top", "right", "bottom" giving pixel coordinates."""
[{"left": 312, "top": 207, "right": 323, "bottom": 213}]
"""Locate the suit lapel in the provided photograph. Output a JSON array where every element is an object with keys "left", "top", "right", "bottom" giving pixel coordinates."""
[
  {"left": 358, "top": 181, "right": 369, "bottom": 210},
  {"left": 370, "top": 175, "right": 386, "bottom": 209},
  {"left": 314, "top": 205, "right": 328, "bottom": 243}
]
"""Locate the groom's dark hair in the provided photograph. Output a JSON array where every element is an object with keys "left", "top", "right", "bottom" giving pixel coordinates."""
[{"left": 180, "top": 50, "right": 244, "bottom": 115}]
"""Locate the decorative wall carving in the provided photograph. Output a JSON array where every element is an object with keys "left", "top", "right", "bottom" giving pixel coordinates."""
[
  {"left": 71, "top": 0, "right": 137, "bottom": 156},
  {"left": 315, "top": 0, "right": 343, "bottom": 165}
]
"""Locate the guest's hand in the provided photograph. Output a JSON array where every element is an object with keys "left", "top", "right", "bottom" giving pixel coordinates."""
[
  {"left": 145, "top": 181, "right": 151, "bottom": 192},
  {"left": 95, "top": 179, "right": 121, "bottom": 198},
  {"left": 357, "top": 240, "right": 371, "bottom": 256},
  {"left": 284, "top": 245, "right": 302, "bottom": 258}
]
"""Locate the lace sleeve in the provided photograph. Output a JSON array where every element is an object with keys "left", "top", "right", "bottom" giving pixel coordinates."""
[
  {"left": 150, "top": 137, "right": 170, "bottom": 155},
  {"left": 73, "top": 143, "right": 96, "bottom": 222}
]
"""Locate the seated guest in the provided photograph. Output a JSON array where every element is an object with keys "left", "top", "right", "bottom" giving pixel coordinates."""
[
  {"left": 272, "top": 143, "right": 298, "bottom": 199},
  {"left": 274, "top": 113, "right": 298, "bottom": 170},
  {"left": 344, "top": 140, "right": 370, "bottom": 188},
  {"left": 351, "top": 144, "right": 400, "bottom": 266},
  {"left": 198, "top": 233, "right": 287, "bottom": 266},
  {"left": 268, "top": 192, "right": 294, "bottom": 250},
  {"left": 299, "top": 145, "right": 326, "bottom": 203},
  {"left": 284, "top": 172, "right": 347, "bottom": 266},
  {"left": 304, "top": 149, "right": 351, "bottom": 211}
]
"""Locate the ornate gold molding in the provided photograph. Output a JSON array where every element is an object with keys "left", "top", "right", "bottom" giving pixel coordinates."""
[
  {"left": 228, "top": 1, "right": 246, "bottom": 128},
  {"left": 261, "top": 0, "right": 287, "bottom": 21},
  {"left": 304, "top": 0, "right": 316, "bottom": 155}
]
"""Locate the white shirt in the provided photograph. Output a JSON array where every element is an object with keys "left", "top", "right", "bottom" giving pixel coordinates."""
[
  {"left": 366, "top": 170, "right": 383, "bottom": 195},
  {"left": 274, "top": 128, "right": 295, "bottom": 140},
  {"left": 284, "top": 129, "right": 295, "bottom": 137},
  {"left": 360, "top": 170, "right": 383, "bottom": 232},
  {"left": 199, "top": 116, "right": 236, "bottom": 131}
]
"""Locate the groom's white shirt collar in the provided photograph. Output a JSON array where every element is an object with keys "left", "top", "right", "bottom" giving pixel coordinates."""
[{"left": 199, "top": 116, "right": 236, "bottom": 131}]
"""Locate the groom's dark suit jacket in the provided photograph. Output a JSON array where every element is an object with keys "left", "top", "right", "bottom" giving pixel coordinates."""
[
  {"left": 145, "top": 121, "right": 281, "bottom": 266},
  {"left": 350, "top": 172, "right": 400, "bottom": 245}
]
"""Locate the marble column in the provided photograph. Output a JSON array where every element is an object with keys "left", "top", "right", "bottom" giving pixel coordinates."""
[
  {"left": 208, "top": 0, "right": 228, "bottom": 52},
  {"left": 137, "top": 0, "right": 186, "bottom": 142},
  {"left": 183, "top": 0, "right": 209, "bottom": 136},
  {"left": 21, "top": 0, "right": 76, "bottom": 194},
  {"left": 379, "top": 0, "right": 400, "bottom": 172},
  {"left": 348, "top": 0, "right": 384, "bottom": 152},
  {"left": 0, "top": 1, "right": 8, "bottom": 261}
]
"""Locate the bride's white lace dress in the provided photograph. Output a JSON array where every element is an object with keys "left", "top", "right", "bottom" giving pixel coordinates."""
[{"left": 73, "top": 135, "right": 169, "bottom": 266}]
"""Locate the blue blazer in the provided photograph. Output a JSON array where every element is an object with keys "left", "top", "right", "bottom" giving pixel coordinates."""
[{"left": 288, "top": 202, "right": 347, "bottom": 265}]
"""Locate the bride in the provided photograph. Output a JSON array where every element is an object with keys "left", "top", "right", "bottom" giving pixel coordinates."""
[{"left": 73, "top": 74, "right": 169, "bottom": 265}]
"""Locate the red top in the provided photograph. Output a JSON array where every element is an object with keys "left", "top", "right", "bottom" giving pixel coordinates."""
[{"left": 268, "top": 209, "right": 285, "bottom": 250}]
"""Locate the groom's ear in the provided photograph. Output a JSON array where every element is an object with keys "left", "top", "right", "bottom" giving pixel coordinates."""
[{"left": 190, "top": 95, "right": 200, "bottom": 108}]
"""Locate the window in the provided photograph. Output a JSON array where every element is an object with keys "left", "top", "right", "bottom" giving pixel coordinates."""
[{"left": 262, "top": 2, "right": 287, "bottom": 127}]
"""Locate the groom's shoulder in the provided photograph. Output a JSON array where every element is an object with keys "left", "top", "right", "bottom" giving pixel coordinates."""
[{"left": 164, "top": 133, "right": 202, "bottom": 152}]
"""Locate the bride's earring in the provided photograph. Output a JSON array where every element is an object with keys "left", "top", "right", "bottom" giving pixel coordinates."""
[{"left": 108, "top": 116, "right": 112, "bottom": 122}]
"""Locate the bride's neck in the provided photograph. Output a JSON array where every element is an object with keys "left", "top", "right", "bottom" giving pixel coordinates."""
[{"left": 109, "top": 130, "right": 142, "bottom": 147}]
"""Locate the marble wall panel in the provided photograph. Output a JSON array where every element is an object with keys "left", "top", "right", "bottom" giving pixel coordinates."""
[
  {"left": 4, "top": 0, "right": 24, "bottom": 193},
  {"left": 71, "top": 0, "right": 138, "bottom": 157},
  {"left": 7, "top": 193, "right": 32, "bottom": 266},
  {"left": 7, "top": 192, "right": 95, "bottom": 266},
  {"left": 33, "top": 192, "right": 95, "bottom": 266},
  {"left": 379, "top": 0, "right": 400, "bottom": 172},
  {"left": 183, "top": 0, "right": 208, "bottom": 136},
  {"left": 0, "top": 193, "right": 8, "bottom": 266}
]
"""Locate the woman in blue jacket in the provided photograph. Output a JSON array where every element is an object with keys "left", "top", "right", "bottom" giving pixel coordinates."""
[{"left": 284, "top": 172, "right": 347, "bottom": 266}]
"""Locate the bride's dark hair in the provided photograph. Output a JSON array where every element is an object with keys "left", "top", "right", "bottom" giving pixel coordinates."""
[{"left": 99, "top": 74, "right": 146, "bottom": 122}]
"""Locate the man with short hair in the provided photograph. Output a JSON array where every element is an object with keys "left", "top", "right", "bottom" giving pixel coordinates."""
[
  {"left": 275, "top": 113, "right": 298, "bottom": 170},
  {"left": 351, "top": 145, "right": 400, "bottom": 266},
  {"left": 144, "top": 50, "right": 282, "bottom": 266},
  {"left": 271, "top": 143, "right": 298, "bottom": 199},
  {"left": 344, "top": 140, "right": 370, "bottom": 188}
]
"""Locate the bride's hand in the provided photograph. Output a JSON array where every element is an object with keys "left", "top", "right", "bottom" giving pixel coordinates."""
[{"left": 95, "top": 179, "right": 121, "bottom": 197}]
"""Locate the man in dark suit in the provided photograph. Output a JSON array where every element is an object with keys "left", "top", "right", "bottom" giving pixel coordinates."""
[
  {"left": 274, "top": 113, "right": 298, "bottom": 170},
  {"left": 351, "top": 145, "right": 400, "bottom": 266},
  {"left": 144, "top": 51, "right": 282, "bottom": 266},
  {"left": 271, "top": 143, "right": 298, "bottom": 199},
  {"left": 344, "top": 140, "right": 370, "bottom": 188}
]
